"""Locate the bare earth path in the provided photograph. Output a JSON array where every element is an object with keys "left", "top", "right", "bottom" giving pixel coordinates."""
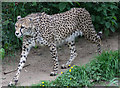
[{"left": 2, "top": 33, "right": 118, "bottom": 86}]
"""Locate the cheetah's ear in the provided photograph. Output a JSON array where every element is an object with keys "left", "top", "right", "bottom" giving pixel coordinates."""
[{"left": 17, "top": 16, "right": 21, "bottom": 20}]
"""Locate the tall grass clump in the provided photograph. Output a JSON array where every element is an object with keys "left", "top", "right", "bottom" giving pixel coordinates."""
[
  {"left": 32, "top": 50, "right": 119, "bottom": 87},
  {"left": 86, "top": 50, "right": 119, "bottom": 82}
]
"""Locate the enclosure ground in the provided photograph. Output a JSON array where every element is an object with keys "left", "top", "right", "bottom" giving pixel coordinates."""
[{"left": 2, "top": 33, "right": 118, "bottom": 86}]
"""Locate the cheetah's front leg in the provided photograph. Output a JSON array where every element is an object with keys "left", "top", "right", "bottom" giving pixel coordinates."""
[
  {"left": 49, "top": 43, "right": 59, "bottom": 76},
  {"left": 8, "top": 39, "right": 35, "bottom": 86},
  {"left": 61, "top": 41, "right": 77, "bottom": 69}
]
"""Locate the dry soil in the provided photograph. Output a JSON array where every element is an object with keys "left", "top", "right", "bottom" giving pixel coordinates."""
[{"left": 2, "top": 33, "right": 118, "bottom": 86}]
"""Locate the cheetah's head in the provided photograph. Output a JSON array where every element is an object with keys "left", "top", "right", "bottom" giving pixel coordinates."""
[{"left": 15, "top": 16, "right": 33, "bottom": 38}]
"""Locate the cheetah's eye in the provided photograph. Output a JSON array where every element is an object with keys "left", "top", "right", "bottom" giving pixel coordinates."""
[
  {"left": 21, "top": 26, "right": 25, "bottom": 29},
  {"left": 15, "top": 25, "right": 17, "bottom": 28}
]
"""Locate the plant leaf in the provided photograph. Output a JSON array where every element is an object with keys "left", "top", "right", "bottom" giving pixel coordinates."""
[
  {"left": 105, "top": 22, "right": 111, "bottom": 28},
  {"left": 104, "top": 29, "right": 109, "bottom": 36},
  {"left": 113, "top": 16, "right": 117, "bottom": 21},
  {"left": 75, "top": 2, "right": 80, "bottom": 6},
  {"left": 110, "top": 26, "right": 115, "bottom": 32},
  {"left": 59, "top": 3, "right": 67, "bottom": 11},
  {"left": 91, "top": 15, "right": 95, "bottom": 21}
]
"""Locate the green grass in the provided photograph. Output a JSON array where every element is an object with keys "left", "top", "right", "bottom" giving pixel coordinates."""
[
  {"left": 0, "top": 48, "right": 5, "bottom": 60},
  {"left": 32, "top": 50, "right": 119, "bottom": 87}
]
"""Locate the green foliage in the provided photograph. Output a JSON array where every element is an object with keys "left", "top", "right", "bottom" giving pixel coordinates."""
[
  {"left": 32, "top": 50, "right": 119, "bottom": 87},
  {"left": 76, "top": 2, "right": 119, "bottom": 36},
  {"left": 0, "top": 48, "right": 5, "bottom": 60},
  {"left": 2, "top": 3, "right": 23, "bottom": 53},
  {"left": 86, "top": 50, "right": 119, "bottom": 82},
  {"left": 2, "top": 2, "right": 120, "bottom": 53},
  {"left": 106, "top": 78, "right": 118, "bottom": 86}
]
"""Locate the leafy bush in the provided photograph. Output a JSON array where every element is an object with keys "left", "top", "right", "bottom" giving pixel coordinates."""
[
  {"left": 0, "top": 48, "right": 5, "bottom": 60},
  {"left": 32, "top": 50, "right": 119, "bottom": 87},
  {"left": 77, "top": 2, "right": 119, "bottom": 36},
  {"left": 2, "top": 2, "right": 120, "bottom": 53}
]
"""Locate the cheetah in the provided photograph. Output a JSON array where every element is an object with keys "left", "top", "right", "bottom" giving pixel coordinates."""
[{"left": 8, "top": 8, "right": 101, "bottom": 86}]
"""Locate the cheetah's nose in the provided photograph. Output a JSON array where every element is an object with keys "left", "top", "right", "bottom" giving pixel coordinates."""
[{"left": 15, "top": 32, "right": 19, "bottom": 35}]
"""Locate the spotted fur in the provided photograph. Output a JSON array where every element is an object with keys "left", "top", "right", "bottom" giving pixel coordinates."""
[{"left": 8, "top": 8, "right": 101, "bottom": 86}]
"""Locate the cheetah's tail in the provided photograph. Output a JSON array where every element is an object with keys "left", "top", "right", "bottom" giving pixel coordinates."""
[{"left": 97, "top": 31, "right": 102, "bottom": 39}]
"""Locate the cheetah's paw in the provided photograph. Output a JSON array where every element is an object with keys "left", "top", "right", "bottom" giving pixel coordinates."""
[
  {"left": 61, "top": 64, "right": 71, "bottom": 69},
  {"left": 50, "top": 72, "right": 57, "bottom": 76},
  {"left": 8, "top": 80, "right": 18, "bottom": 87}
]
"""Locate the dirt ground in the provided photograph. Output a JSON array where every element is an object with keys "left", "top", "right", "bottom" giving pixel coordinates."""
[{"left": 2, "top": 33, "right": 118, "bottom": 86}]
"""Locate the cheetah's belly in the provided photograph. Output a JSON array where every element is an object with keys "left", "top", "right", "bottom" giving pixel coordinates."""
[
  {"left": 35, "top": 30, "right": 83, "bottom": 46},
  {"left": 35, "top": 36, "right": 48, "bottom": 46},
  {"left": 65, "top": 30, "right": 82, "bottom": 42},
  {"left": 56, "top": 30, "right": 83, "bottom": 46}
]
